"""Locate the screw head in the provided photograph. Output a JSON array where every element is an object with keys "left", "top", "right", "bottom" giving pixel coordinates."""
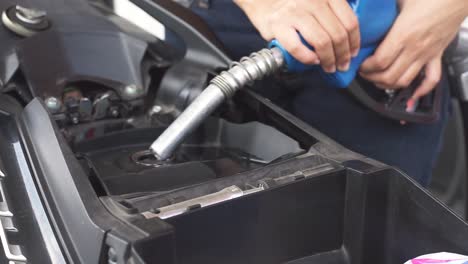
[
  {"left": 123, "top": 85, "right": 142, "bottom": 98},
  {"left": 45, "top": 97, "right": 61, "bottom": 113},
  {"left": 385, "top": 89, "right": 395, "bottom": 97},
  {"left": 108, "top": 247, "right": 118, "bottom": 264},
  {"left": 71, "top": 116, "right": 79, "bottom": 124},
  {"left": 110, "top": 108, "right": 119, "bottom": 117},
  {"left": 15, "top": 5, "right": 47, "bottom": 25},
  {"left": 150, "top": 105, "right": 162, "bottom": 115}
]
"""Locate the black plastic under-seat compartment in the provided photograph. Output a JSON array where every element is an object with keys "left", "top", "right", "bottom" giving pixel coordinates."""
[{"left": 74, "top": 116, "right": 305, "bottom": 196}]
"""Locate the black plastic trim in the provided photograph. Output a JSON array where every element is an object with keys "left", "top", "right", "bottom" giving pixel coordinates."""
[
  {"left": 0, "top": 95, "right": 65, "bottom": 263},
  {"left": 19, "top": 98, "right": 155, "bottom": 263}
]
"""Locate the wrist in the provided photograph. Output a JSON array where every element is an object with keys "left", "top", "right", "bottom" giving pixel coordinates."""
[
  {"left": 234, "top": 0, "right": 254, "bottom": 10},
  {"left": 235, "top": 0, "right": 270, "bottom": 15}
]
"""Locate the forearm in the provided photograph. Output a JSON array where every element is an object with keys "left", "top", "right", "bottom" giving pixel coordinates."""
[
  {"left": 234, "top": 0, "right": 266, "bottom": 9},
  {"left": 234, "top": 0, "right": 263, "bottom": 13},
  {"left": 459, "top": 0, "right": 468, "bottom": 16},
  {"left": 399, "top": 0, "right": 468, "bottom": 15},
  {"left": 233, "top": 0, "right": 275, "bottom": 20}
]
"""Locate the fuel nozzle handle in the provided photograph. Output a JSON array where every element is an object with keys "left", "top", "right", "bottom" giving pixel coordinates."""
[
  {"left": 150, "top": 48, "right": 285, "bottom": 160},
  {"left": 269, "top": 0, "right": 397, "bottom": 88}
]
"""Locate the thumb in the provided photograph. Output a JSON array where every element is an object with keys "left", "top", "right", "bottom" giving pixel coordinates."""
[{"left": 360, "top": 25, "right": 403, "bottom": 73}]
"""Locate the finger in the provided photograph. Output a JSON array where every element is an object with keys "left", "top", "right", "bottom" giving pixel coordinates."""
[
  {"left": 374, "top": 83, "right": 394, "bottom": 90},
  {"left": 311, "top": 5, "right": 351, "bottom": 72},
  {"left": 359, "top": 72, "right": 389, "bottom": 90},
  {"left": 359, "top": 51, "right": 420, "bottom": 88},
  {"left": 273, "top": 25, "right": 320, "bottom": 65},
  {"left": 395, "top": 61, "right": 425, "bottom": 88},
  {"left": 328, "top": 0, "right": 360, "bottom": 57},
  {"left": 412, "top": 58, "right": 442, "bottom": 100},
  {"left": 293, "top": 13, "right": 336, "bottom": 71},
  {"left": 360, "top": 27, "right": 404, "bottom": 73}
]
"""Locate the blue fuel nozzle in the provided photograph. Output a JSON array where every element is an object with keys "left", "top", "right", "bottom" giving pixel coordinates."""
[{"left": 269, "top": 0, "right": 398, "bottom": 88}]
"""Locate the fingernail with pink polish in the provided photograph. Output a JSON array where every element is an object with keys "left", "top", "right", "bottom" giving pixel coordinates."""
[{"left": 406, "top": 98, "right": 419, "bottom": 113}]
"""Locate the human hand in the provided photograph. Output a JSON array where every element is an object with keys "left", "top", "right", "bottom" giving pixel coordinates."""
[
  {"left": 360, "top": 0, "right": 468, "bottom": 100},
  {"left": 234, "top": 0, "right": 360, "bottom": 73}
]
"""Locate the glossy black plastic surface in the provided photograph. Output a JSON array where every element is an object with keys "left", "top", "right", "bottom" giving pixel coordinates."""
[
  {"left": 74, "top": 115, "right": 303, "bottom": 196},
  {"left": 165, "top": 165, "right": 468, "bottom": 264},
  {"left": 0, "top": 95, "right": 65, "bottom": 263}
]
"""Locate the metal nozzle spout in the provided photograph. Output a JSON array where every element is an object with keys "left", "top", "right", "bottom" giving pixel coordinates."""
[
  {"left": 150, "top": 85, "right": 226, "bottom": 160},
  {"left": 150, "top": 48, "right": 285, "bottom": 161}
]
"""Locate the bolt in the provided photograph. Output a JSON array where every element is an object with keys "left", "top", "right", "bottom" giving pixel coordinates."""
[
  {"left": 71, "top": 116, "right": 79, "bottom": 125},
  {"left": 385, "top": 89, "right": 395, "bottom": 97},
  {"left": 15, "top": 5, "right": 47, "bottom": 25},
  {"left": 45, "top": 97, "right": 61, "bottom": 113},
  {"left": 110, "top": 108, "right": 119, "bottom": 118},
  {"left": 149, "top": 105, "right": 162, "bottom": 116},
  {"left": 123, "top": 85, "right": 142, "bottom": 98},
  {"left": 108, "top": 247, "right": 117, "bottom": 264}
]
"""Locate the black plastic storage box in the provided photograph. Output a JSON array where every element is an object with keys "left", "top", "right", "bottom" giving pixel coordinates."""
[{"left": 163, "top": 157, "right": 468, "bottom": 264}]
